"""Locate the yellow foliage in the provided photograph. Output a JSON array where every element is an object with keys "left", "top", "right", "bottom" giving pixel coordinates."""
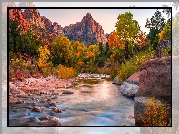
[
  {"left": 37, "top": 45, "right": 50, "bottom": 68},
  {"left": 158, "top": 22, "right": 171, "bottom": 42},
  {"left": 58, "top": 65, "right": 77, "bottom": 79},
  {"left": 110, "top": 54, "right": 116, "bottom": 59},
  {"left": 87, "top": 51, "right": 95, "bottom": 58}
]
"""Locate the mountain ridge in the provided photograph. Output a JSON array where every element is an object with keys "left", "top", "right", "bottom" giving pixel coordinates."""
[{"left": 9, "top": 8, "right": 109, "bottom": 46}]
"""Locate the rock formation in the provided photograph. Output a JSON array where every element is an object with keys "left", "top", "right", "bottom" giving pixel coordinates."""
[
  {"left": 9, "top": 9, "right": 28, "bottom": 33},
  {"left": 134, "top": 56, "right": 171, "bottom": 126},
  {"left": 118, "top": 71, "right": 141, "bottom": 97},
  {"left": 63, "top": 13, "right": 107, "bottom": 46},
  {"left": 24, "top": 9, "right": 46, "bottom": 29},
  {"left": 9, "top": 9, "right": 108, "bottom": 46}
]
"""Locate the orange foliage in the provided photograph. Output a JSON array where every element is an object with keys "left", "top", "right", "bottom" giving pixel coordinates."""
[
  {"left": 135, "top": 28, "right": 147, "bottom": 48},
  {"left": 77, "top": 61, "right": 85, "bottom": 66},
  {"left": 75, "top": 52, "right": 81, "bottom": 57},
  {"left": 108, "top": 31, "right": 125, "bottom": 49},
  {"left": 87, "top": 51, "right": 95, "bottom": 58}
]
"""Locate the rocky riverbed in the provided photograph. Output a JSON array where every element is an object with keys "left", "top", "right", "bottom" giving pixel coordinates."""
[{"left": 8, "top": 74, "right": 135, "bottom": 126}]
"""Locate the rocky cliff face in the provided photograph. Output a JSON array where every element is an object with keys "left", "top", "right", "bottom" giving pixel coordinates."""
[
  {"left": 24, "top": 9, "right": 46, "bottom": 29},
  {"left": 63, "top": 13, "right": 107, "bottom": 46},
  {"left": 9, "top": 9, "right": 28, "bottom": 33},
  {"left": 9, "top": 9, "right": 108, "bottom": 46}
]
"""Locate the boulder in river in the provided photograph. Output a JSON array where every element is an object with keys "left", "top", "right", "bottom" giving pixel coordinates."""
[
  {"left": 112, "top": 76, "right": 120, "bottom": 85},
  {"left": 37, "top": 117, "right": 61, "bottom": 126},
  {"left": 52, "top": 107, "right": 62, "bottom": 113},
  {"left": 118, "top": 71, "right": 141, "bottom": 97}
]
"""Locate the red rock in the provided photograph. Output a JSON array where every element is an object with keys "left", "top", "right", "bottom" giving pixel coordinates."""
[
  {"left": 32, "top": 106, "right": 42, "bottom": 112},
  {"left": 38, "top": 116, "right": 49, "bottom": 121},
  {"left": 134, "top": 56, "right": 171, "bottom": 126},
  {"left": 38, "top": 117, "right": 61, "bottom": 126},
  {"left": 15, "top": 70, "right": 23, "bottom": 81},
  {"left": 136, "top": 56, "right": 171, "bottom": 103},
  {"left": 50, "top": 102, "right": 56, "bottom": 107}
]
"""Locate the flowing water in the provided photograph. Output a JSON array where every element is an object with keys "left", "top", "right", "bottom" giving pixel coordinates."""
[{"left": 9, "top": 76, "right": 135, "bottom": 126}]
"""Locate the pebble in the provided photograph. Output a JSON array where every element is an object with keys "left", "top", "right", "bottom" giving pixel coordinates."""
[
  {"left": 52, "top": 107, "right": 62, "bottom": 113},
  {"left": 38, "top": 116, "right": 49, "bottom": 121},
  {"left": 32, "top": 106, "right": 42, "bottom": 112},
  {"left": 50, "top": 102, "right": 56, "bottom": 107}
]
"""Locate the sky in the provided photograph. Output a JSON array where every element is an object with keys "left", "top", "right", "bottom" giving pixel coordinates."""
[{"left": 15, "top": 2, "right": 173, "bottom": 34}]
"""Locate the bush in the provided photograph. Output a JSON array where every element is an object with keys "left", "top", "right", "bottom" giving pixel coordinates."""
[
  {"left": 117, "top": 45, "right": 154, "bottom": 83},
  {"left": 58, "top": 65, "right": 77, "bottom": 79},
  {"left": 9, "top": 56, "right": 39, "bottom": 79},
  {"left": 142, "top": 97, "right": 170, "bottom": 126}
]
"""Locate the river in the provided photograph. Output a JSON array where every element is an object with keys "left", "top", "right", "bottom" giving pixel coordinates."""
[{"left": 9, "top": 75, "right": 135, "bottom": 126}]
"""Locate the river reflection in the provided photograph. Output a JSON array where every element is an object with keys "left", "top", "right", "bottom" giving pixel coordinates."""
[{"left": 54, "top": 78, "right": 135, "bottom": 126}]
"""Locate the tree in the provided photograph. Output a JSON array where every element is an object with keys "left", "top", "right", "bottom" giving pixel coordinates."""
[
  {"left": 145, "top": 9, "right": 166, "bottom": 50},
  {"left": 135, "top": 26, "right": 147, "bottom": 49},
  {"left": 158, "top": 22, "right": 171, "bottom": 42},
  {"left": 50, "top": 36, "right": 72, "bottom": 67},
  {"left": 108, "top": 31, "right": 124, "bottom": 49},
  {"left": 70, "top": 40, "right": 87, "bottom": 67},
  {"left": 9, "top": 20, "right": 21, "bottom": 53},
  {"left": 115, "top": 12, "right": 139, "bottom": 60},
  {"left": 19, "top": 31, "right": 42, "bottom": 57},
  {"left": 37, "top": 45, "right": 50, "bottom": 69}
]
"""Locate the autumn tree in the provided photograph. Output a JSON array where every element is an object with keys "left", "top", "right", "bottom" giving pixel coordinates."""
[
  {"left": 135, "top": 26, "right": 148, "bottom": 49},
  {"left": 115, "top": 12, "right": 139, "bottom": 60},
  {"left": 70, "top": 40, "right": 87, "bottom": 68},
  {"left": 158, "top": 22, "right": 171, "bottom": 42},
  {"left": 37, "top": 45, "right": 50, "bottom": 69},
  {"left": 108, "top": 31, "right": 124, "bottom": 49}
]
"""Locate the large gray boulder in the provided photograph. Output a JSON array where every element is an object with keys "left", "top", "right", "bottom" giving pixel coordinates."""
[{"left": 118, "top": 71, "right": 141, "bottom": 97}]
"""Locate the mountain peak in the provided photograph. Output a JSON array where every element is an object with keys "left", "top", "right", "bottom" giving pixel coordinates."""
[{"left": 86, "top": 13, "right": 92, "bottom": 17}]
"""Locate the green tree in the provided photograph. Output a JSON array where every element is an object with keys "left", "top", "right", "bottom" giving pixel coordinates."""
[
  {"left": 50, "top": 36, "right": 72, "bottom": 67},
  {"left": 20, "top": 31, "right": 42, "bottom": 57},
  {"left": 9, "top": 20, "right": 21, "bottom": 53},
  {"left": 145, "top": 9, "right": 166, "bottom": 50},
  {"left": 115, "top": 12, "right": 139, "bottom": 60}
]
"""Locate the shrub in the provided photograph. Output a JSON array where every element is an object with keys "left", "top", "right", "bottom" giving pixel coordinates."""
[
  {"left": 58, "top": 65, "right": 77, "bottom": 79},
  {"left": 142, "top": 97, "right": 170, "bottom": 126},
  {"left": 117, "top": 46, "right": 154, "bottom": 83}
]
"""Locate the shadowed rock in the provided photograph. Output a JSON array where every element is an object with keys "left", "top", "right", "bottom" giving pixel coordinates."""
[{"left": 32, "top": 106, "right": 42, "bottom": 112}]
